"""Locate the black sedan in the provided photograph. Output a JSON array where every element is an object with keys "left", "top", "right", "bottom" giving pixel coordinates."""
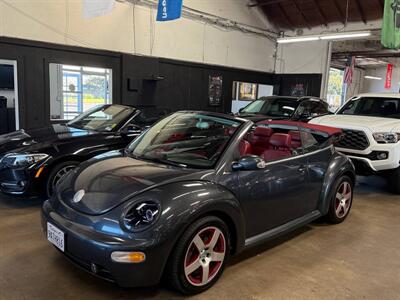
[
  {"left": 237, "top": 96, "right": 330, "bottom": 122},
  {"left": 42, "top": 111, "right": 355, "bottom": 294},
  {"left": 0, "top": 104, "right": 168, "bottom": 197}
]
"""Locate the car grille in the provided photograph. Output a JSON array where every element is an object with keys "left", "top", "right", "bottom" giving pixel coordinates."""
[{"left": 336, "top": 129, "right": 369, "bottom": 150}]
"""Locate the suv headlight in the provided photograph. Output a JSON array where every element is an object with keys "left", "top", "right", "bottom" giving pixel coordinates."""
[
  {"left": 121, "top": 200, "right": 160, "bottom": 232},
  {"left": 0, "top": 153, "right": 49, "bottom": 167},
  {"left": 373, "top": 132, "right": 400, "bottom": 144}
]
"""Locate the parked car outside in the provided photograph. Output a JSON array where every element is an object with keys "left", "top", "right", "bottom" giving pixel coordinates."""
[
  {"left": 42, "top": 111, "right": 355, "bottom": 294},
  {"left": 236, "top": 96, "right": 330, "bottom": 122},
  {"left": 0, "top": 104, "right": 169, "bottom": 197},
  {"left": 310, "top": 93, "right": 400, "bottom": 193}
]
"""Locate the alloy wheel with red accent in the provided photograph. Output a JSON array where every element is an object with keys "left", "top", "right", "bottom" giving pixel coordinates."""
[
  {"left": 184, "top": 226, "right": 226, "bottom": 286},
  {"left": 326, "top": 175, "right": 353, "bottom": 224},
  {"left": 164, "top": 216, "right": 230, "bottom": 295}
]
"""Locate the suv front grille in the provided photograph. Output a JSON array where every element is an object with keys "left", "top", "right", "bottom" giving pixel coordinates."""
[{"left": 336, "top": 129, "right": 369, "bottom": 150}]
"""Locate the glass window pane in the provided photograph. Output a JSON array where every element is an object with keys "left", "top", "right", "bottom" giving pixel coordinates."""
[
  {"left": 82, "top": 66, "right": 107, "bottom": 73},
  {"left": 63, "top": 65, "right": 81, "bottom": 71},
  {"left": 50, "top": 63, "right": 113, "bottom": 120}
]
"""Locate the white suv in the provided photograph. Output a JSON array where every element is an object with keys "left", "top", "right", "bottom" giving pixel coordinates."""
[{"left": 310, "top": 93, "right": 400, "bottom": 193}]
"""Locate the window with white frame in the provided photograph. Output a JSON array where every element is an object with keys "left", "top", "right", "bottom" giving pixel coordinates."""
[{"left": 49, "top": 64, "right": 112, "bottom": 120}]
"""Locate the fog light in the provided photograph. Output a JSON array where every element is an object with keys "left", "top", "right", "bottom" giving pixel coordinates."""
[
  {"left": 377, "top": 152, "right": 388, "bottom": 160},
  {"left": 18, "top": 181, "right": 27, "bottom": 187},
  {"left": 111, "top": 251, "right": 146, "bottom": 263}
]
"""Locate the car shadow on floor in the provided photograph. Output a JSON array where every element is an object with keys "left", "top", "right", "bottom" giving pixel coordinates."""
[
  {"left": 0, "top": 193, "right": 45, "bottom": 209},
  {"left": 229, "top": 225, "right": 311, "bottom": 267},
  {"left": 355, "top": 175, "right": 392, "bottom": 196}
]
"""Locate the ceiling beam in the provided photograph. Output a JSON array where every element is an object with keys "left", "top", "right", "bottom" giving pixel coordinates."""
[
  {"left": 291, "top": 0, "right": 311, "bottom": 29},
  {"left": 248, "top": 0, "right": 288, "bottom": 7},
  {"left": 332, "top": 50, "right": 400, "bottom": 59},
  {"left": 310, "top": 0, "right": 328, "bottom": 27},
  {"left": 276, "top": 3, "right": 295, "bottom": 28},
  {"left": 377, "top": 0, "right": 384, "bottom": 11},
  {"left": 354, "top": 0, "right": 367, "bottom": 24},
  {"left": 332, "top": 0, "right": 345, "bottom": 24}
]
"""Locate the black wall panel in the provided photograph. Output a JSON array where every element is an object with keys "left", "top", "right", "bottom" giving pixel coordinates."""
[
  {"left": 277, "top": 74, "right": 322, "bottom": 97},
  {"left": 0, "top": 37, "right": 322, "bottom": 131},
  {"left": 0, "top": 37, "right": 121, "bottom": 130}
]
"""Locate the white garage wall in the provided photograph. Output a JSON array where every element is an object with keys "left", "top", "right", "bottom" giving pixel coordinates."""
[
  {"left": 276, "top": 40, "right": 331, "bottom": 97},
  {"left": 0, "top": 0, "right": 277, "bottom": 72},
  {"left": 362, "top": 66, "right": 400, "bottom": 94},
  {"left": 276, "top": 21, "right": 382, "bottom": 98}
]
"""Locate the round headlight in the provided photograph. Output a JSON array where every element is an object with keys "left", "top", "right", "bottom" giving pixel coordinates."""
[{"left": 122, "top": 201, "right": 160, "bottom": 232}]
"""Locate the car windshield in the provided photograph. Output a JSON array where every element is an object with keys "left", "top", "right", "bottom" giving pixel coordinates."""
[
  {"left": 241, "top": 98, "right": 298, "bottom": 117},
  {"left": 337, "top": 97, "right": 400, "bottom": 119},
  {"left": 127, "top": 112, "right": 242, "bottom": 168},
  {"left": 67, "top": 105, "right": 135, "bottom": 132}
]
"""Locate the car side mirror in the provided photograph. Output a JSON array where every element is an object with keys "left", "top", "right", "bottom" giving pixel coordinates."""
[
  {"left": 121, "top": 124, "right": 142, "bottom": 135},
  {"left": 232, "top": 155, "right": 266, "bottom": 171}
]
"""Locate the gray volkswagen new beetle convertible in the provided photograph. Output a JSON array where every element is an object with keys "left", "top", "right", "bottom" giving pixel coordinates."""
[{"left": 42, "top": 111, "right": 355, "bottom": 294}]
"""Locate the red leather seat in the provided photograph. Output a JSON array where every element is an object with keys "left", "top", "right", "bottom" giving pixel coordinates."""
[
  {"left": 261, "top": 133, "right": 292, "bottom": 162},
  {"left": 165, "top": 133, "right": 185, "bottom": 143},
  {"left": 239, "top": 140, "right": 252, "bottom": 156},
  {"left": 288, "top": 130, "right": 301, "bottom": 149},
  {"left": 249, "top": 127, "right": 273, "bottom": 155}
]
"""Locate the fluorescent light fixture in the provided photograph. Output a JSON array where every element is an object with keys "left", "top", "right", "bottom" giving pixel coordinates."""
[
  {"left": 277, "top": 36, "right": 319, "bottom": 43},
  {"left": 277, "top": 31, "right": 372, "bottom": 44},
  {"left": 320, "top": 32, "right": 371, "bottom": 40},
  {"left": 365, "top": 75, "right": 382, "bottom": 80}
]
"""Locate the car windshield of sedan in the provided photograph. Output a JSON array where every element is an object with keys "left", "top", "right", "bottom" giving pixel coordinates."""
[
  {"left": 127, "top": 112, "right": 242, "bottom": 168},
  {"left": 241, "top": 98, "right": 298, "bottom": 117},
  {"left": 67, "top": 105, "right": 135, "bottom": 132},
  {"left": 337, "top": 97, "right": 400, "bottom": 119}
]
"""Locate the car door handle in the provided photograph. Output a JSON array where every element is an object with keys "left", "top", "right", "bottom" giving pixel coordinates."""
[{"left": 298, "top": 165, "right": 306, "bottom": 173}]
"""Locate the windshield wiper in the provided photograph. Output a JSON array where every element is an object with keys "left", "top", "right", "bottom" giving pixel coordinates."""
[{"left": 132, "top": 153, "right": 187, "bottom": 168}]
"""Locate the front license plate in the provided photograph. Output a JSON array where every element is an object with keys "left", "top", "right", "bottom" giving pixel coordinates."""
[{"left": 47, "top": 222, "right": 65, "bottom": 252}]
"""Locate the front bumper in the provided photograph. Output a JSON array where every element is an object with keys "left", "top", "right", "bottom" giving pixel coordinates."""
[
  {"left": 41, "top": 200, "right": 168, "bottom": 287},
  {"left": 336, "top": 142, "right": 400, "bottom": 173},
  {"left": 0, "top": 163, "right": 43, "bottom": 196}
]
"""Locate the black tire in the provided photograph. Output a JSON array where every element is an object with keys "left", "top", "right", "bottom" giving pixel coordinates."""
[
  {"left": 326, "top": 175, "right": 354, "bottom": 224},
  {"left": 387, "top": 167, "right": 400, "bottom": 194},
  {"left": 46, "top": 161, "right": 79, "bottom": 198},
  {"left": 164, "top": 216, "right": 230, "bottom": 295}
]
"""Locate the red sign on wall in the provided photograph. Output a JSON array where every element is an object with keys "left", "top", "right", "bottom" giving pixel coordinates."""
[{"left": 385, "top": 64, "right": 393, "bottom": 89}]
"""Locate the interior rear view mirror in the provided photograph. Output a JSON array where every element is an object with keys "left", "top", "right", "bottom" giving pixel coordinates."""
[{"left": 232, "top": 155, "right": 266, "bottom": 171}]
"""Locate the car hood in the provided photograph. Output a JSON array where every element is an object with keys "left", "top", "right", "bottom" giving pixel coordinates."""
[
  {"left": 310, "top": 114, "right": 400, "bottom": 133},
  {"left": 58, "top": 156, "right": 195, "bottom": 215},
  {"left": 0, "top": 124, "right": 97, "bottom": 154}
]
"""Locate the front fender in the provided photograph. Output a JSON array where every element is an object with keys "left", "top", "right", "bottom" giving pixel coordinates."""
[
  {"left": 122, "top": 180, "right": 245, "bottom": 283},
  {"left": 156, "top": 180, "right": 245, "bottom": 252},
  {"left": 319, "top": 153, "right": 355, "bottom": 215}
]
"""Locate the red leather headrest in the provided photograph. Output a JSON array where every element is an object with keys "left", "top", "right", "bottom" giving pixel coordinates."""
[
  {"left": 269, "top": 133, "right": 292, "bottom": 148},
  {"left": 288, "top": 130, "right": 301, "bottom": 141},
  {"left": 254, "top": 127, "right": 273, "bottom": 137}
]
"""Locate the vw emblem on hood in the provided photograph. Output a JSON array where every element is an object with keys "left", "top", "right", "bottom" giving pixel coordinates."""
[{"left": 73, "top": 189, "right": 85, "bottom": 203}]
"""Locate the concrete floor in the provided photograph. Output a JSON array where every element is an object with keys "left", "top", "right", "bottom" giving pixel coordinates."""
[{"left": 0, "top": 176, "right": 399, "bottom": 300}]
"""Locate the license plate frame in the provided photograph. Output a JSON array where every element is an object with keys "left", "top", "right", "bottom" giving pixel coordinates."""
[{"left": 47, "top": 222, "right": 65, "bottom": 252}]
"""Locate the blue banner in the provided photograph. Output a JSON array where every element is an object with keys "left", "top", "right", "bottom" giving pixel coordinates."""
[{"left": 156, "top": 0, "right": 183, "bottom": 21}]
